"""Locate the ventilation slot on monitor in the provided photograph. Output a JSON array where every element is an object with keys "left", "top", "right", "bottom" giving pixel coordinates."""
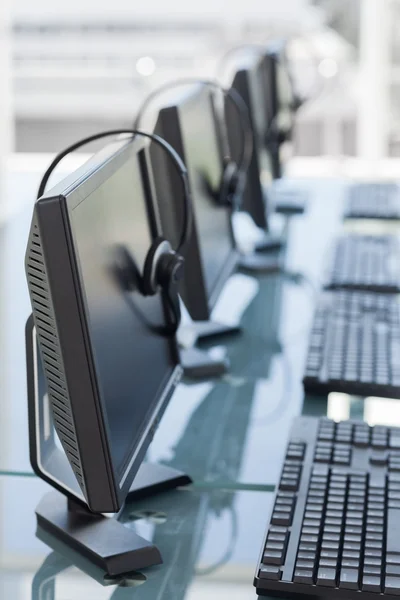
[{"left": 26, "top": 220, "right": 86, "bottom": 496}]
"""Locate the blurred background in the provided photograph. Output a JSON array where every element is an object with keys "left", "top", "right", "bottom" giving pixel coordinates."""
[{"left": 0, "top": 0, "right": 396, "bottom": 158}]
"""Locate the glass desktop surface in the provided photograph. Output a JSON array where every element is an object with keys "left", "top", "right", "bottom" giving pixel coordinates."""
[
  {"left": 1, "top": 173, "right": 399, "bottom": 491},
  {"left": 0, "top": 475, "right": 270, "bottom": 600}
]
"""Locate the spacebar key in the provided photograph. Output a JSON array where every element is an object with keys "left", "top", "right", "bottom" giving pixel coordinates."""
[{"left": 387, "top": 510, "right": 400, "bottom": 560}]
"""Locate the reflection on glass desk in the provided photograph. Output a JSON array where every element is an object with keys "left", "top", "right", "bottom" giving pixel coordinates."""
[{"left": 0, "top": 475, "right": 270, "bottom": 600}]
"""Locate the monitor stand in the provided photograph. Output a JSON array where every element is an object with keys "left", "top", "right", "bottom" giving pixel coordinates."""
[
  {"left": 32, "top": 533, "right": 147, "bottom": 600},
  {"left": 177, "top": 304, "right": 240, "bottom": 379},
  {"left": 180, "top": 346, "right": 229, "bottom": 379},
  {"left": 238, "top": 252, "right": 281, "bottom": 274},
  {"left": 189, "top": 319, "right": 240, "bottom": 341},
  {"left": 26, "top": 315, "right": 192, "bottom": 577},
  {"left": 254, "top": 231, "right": 285, "bottom": 253}
]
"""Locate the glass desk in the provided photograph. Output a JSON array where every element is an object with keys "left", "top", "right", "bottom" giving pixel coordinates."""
[
  {"left": 1, "top": 172, "right": 400, "bottom": 599},
  {"left": 0, "top": 476, "right": 270, "bottom": 600}
]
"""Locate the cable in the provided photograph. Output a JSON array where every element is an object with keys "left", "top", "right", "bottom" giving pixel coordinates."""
[
  {"left": 133, "top": 78, "right": 253, "bottom": 177},
  {"left": 216, "top": 42, "right": 273, "bottom": 79},
  {"left": 217, "top": 37, "right": 325, "bottom": 111},
  {"left": 251, "top": 350, "right": 294, "bottom": 427},
  {"left": 37, "top": 129, "right": 193, "bottom": 255},
  {"left": 285, "top": 34, "right": 327, "bottom": 106},
  {"left": 195, "top": 507, "right": 238, "bottom": 577},
  {"left": 282, "top": 270, "right": 319, "bottom": 302}
]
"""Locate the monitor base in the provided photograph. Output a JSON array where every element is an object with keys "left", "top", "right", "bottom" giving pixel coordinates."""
[
  {"left": 238, "top": 253, "right": 281, "bottom": 274},
  {"left": 181, "top": 346, "right": 229, "bottom": 379},
  {"left": 254, "top": 232, "right": 285, "bottom": 253},
  {"left": 36, "top": 463, "right": 192, "bottom": 577},
  {"left": 126, "top": 462, "right": 192, "bottom": 501},
  {"left": 192, "top": 319, "right": 240, "bottom": 341},
  {"left": 274, "top": 189, "right": 307, "bottom": 217}
]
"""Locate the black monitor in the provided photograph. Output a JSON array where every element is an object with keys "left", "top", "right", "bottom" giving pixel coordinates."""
[
  {"left": 261, "top": 43, "right": 296, "bottom": 178},
  {"left": 146, "top": 85, "right": 238, "bottom": 322},
  {"left": 225, "top": 53, "right": 274, "bottom": 230},
  {"left": 25, "top": 137, "right": 182, "bottom": 514}
]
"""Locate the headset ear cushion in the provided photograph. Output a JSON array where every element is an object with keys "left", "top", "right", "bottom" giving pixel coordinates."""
[
  {"left": 142, "top": 237, "right": 167, "bottom": 296},
  {"left": 220, "top": 161, "right": 239, "bottom": 206}
]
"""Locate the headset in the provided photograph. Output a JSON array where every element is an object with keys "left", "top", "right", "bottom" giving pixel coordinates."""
[
  {"left": 133, "top": 78, "right": 254, "bottom": 209},
  {"left": 217, "top": 41, "right": 305, "bottom": 113},
  {"left": 36, "top": 128, "right": 193, "bottom": 335}
]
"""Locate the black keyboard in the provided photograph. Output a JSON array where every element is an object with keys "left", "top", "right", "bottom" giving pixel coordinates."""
[
  {"left": 324, "top": 235, "right": 400, "bottom": 294},
  {"left": 303, "top": 291, "right": 400, "bottom": 398},
  {"left": 255, "top": 416, "right": 400, "bottom": 598},
  {"left": 345, "top": 183, "right": 400, "bottom": 220}
]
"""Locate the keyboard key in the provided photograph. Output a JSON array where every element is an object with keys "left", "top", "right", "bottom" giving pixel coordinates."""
[
  {"left": 344, "top": 534, "right": 361, "bottom": 543},
  {"left": 301, "top": 535, "right": 318, "bottom": 544},
  {"left": 265, "top": 542, "right": 285, "bottom": 552},
  {"left": 343, "top": 543, "right": 361, "bottom": 552},
  {"left": 317, "top": 567, "right": 336, "bottom": 587},
  {"left": 293, "top": 569, "right": 314, "bottom": 584},
  {"left": 302, "top": 527, "right": 319, "bottom": 536},
  {"left": 364, "top": 567, "right": 381, "bottom": 576},
  {"left": 390, "top": 436, "right": 400, "bottom": 449},
  {"left": 271, "top": 513, "right": 291, "bottom": 526},
  {"left": 321, "top": 542, "right": 340, "bottom": 551},
  {"left": 343, "top": 551, "right": 360, "bottom": 560},
  {"left": 345, "top": 526, "right": 362, "bottom": 535},
  {"left": 263, "top": 551, "right": 283, "bottom": 565},
  {"left": 339, "top": 568, "right": 358, "bottom": 590},
  {"left": 296, "top": 560, "right": 314, "bottom": 569},
  {"left": 386, "top": 564, "right": 400, "bottom": 576},
  {"left": 342, "top": 559, "right": 359, "bottom": 568},
  {"left": 268, "top": 533, "right": 287, "bottom": 543},
  {"left": 280, "top": 479, "right": 299, "bottom": 492},
  {"left": 259, "top": 565, "right": 281, "bottom": 580},
  {"left": 319, "top": 559, "right": 337, "bottom": 568},
  {"left": 362, "top": 576, "right": 381, "bottom": 592},
  {"left": 365, "top": 549, "right": 382, "bottom": 558},
  {"left": 364, "top": 558, "right": 381, "bottom": 567},
  {"left": 323, "top": 533, "right": 340, "bottom": 543},
  {"left": 297, "top": 552, "right": 315, "bottom": 561},
  {"left": 387, "top": 510, "right": 400, "bottom": 555},
  {"left": 320, "top": 550, "right": 339, "bottom": 560},
  {"left": 385, "top": 577, "right": 400, "bottom": 595},
  {"left": 325, "top": 518, "right": 342, "bottom": 527},
  {"left": 299, "top": 543, "right": 318, "bottom": 553},
  {"left": 370, "top": 452, "right": 388, "bottom": 465}
]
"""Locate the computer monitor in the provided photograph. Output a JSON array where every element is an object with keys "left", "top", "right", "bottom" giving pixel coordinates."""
[
  {"left": 25, "top": 137, "right": 182, "bottom": 514},
  {"left": 225, "top": 53, "right": 274, "bottom": 230},
  {"left": 146, "top": 85, "right": 238, "bottom": 322},
  {"left": 261, "top": 43, "right": 296, "bottom": 178}
]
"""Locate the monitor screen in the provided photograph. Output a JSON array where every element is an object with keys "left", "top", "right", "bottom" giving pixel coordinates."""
[
  {"left": 226, "top": 62, "right": 269, "bottom": 230},
  {"left": 276, "top": 59, "right": 295, "bottom": 133},
  {"left": 68, "top": 150, "right": 177, "bottom": 480},
  {"left": 262, "top": 50, "right": 294, "bottom": 137},
  {"left": 250, "top": 58, "right": 274, "bottom": 188},
  {"left": 178, "top": 87, "right": 235, "bottom": 303},
  {"left": 258, "top": 55, "right": 276, "bottom": 131}
]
